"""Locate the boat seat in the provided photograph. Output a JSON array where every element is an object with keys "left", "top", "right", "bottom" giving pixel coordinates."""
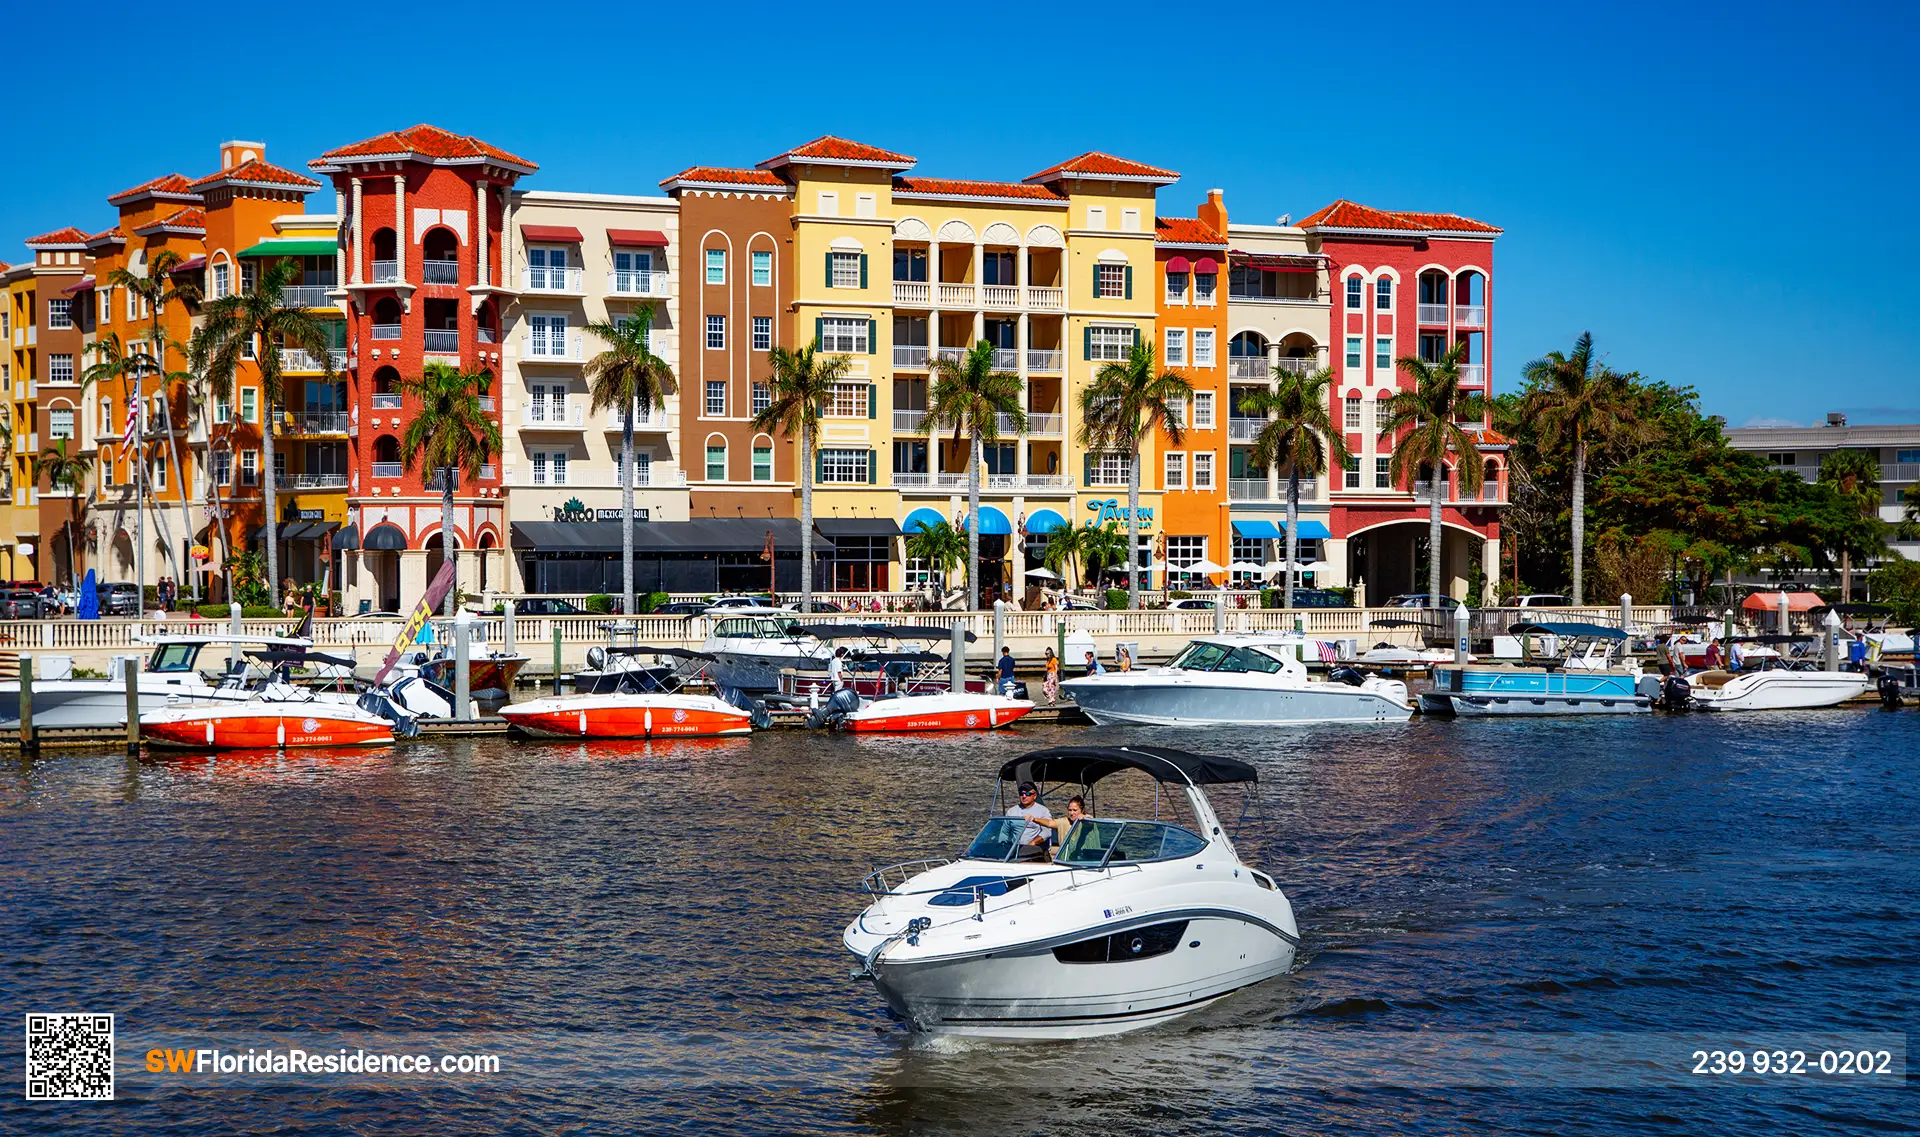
[{"left": 1693, "top": 669, "right": 1737, "bottom": 689}]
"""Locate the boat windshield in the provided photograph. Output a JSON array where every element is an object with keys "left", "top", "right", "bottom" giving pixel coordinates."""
[
  {"left": 1170, "top": 642, "right": 1231, "bottom": 670},
  {"left": 145, "top": 643, "right": 202, "bottom": 673},
  {"left": 1056, "top": 820, "right": 1208, "bottom": 867},
  {"left": 961, "top": 817, "right": 1030, "bottom": 862},
  {"left": 1168, "top": 642, "right": 1283, "bottom": 674}
]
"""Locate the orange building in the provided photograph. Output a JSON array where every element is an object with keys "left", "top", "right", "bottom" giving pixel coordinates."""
[{"left": 1152, "top": 193, "right": 1231, "bottom": 588}]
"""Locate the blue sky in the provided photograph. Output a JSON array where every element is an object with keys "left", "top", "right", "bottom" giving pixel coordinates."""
[{"left": 8, "top": 0, "right": 1913, "bottom": 426}]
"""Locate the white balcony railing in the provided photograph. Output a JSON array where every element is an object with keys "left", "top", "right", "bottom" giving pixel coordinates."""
[
  {"left": 477, "top": 396, "right": 495, "bottom": 412},
  {"left": 523, "top": 266, "right": 585, "bottom": 293},
  {"left": 371, "top": 260, "right": 399, "bottom": 283},
  {"left": 1227, "top": 478, "right": 1313, "bottom": 500},
  {"left": 893, "top": 345, "right": 929, "bottom": 369},
  {"left": 524, "top": 329, "right": 584, "bottom": 362},
  {"left": 894, "top": 472, "right": 1073, "bottom": 491},
  {"left": 937, "top": 282, "right": 975, "bottom": 306},
  {"left": 1456, "top": 304, "right": 1486, "bottom": 328},
  {"left": 278, "top": 348, "right": 338, "bottom": 373},
  {"left": 1275, "top": 357, "right": 1316, "bottom": 376},
  {"left": 521, "top": 402, "right": 586, "bottom": 428},
  {"left": 608, "top": 269, "right": 670, "bottom": 297},
  {"left": 1458, "top": 362, "right": 1486, "bottom": 385},
  {"left": 893, "top": 409, "right": 927, "bottom": 433},
  {"left": 1026, "top": 349, "right": 1063, "bottom": 373},
  {"left": 277, "top": 284, "right": 335, "bottom": 308},
  {"left": 371, "top": 324, "right": 402, "bottom": 341},
  {"left": 602, "top": 401, "right": 673, "bottom": 432},
  {"left": 371, "top": 462, "right": 403, "bottom": 479},
  {"left": 478, "top": 327, "right": 498, "bottom": 344},
  {"left": 1227, "top": 357, "right": 1270, "bottom": 381},
  {"left": 275, "top": 472, "right": 349, "bottom": 489},
  {"left": 1025, "top": 413, "right": 1063, "bottom": 436},
  {"left": 371, "top": 393, "right": 403, "bottom": 410},
  {"left": 423, "top": 329, "right": 461, "bottom": 354},
  {"left": 421, "top": 259, "right": 459, "bottom": 285},
  {"left": 1025, "top": 286, "right": 1064, "bottom": 310},
  {"left": 981, "top": 284, "right": 1019, "bottom": 308},
  {"left": 283, "top": 411, "right": 351, "bottom": 435},
  {"left": 893, "top": 281, "right": 930, "bottom": 306},
  {"left": 933, "top": 346, "right": 966, "bottom": 365},
  {"left": 1228, "top": 418, "right": 1262, "bottom": 442},
  {"left": 1417, "top": 303, "right": 1449, "bottom": 325},
  {"left": 990, "top": 348, "right": 1018, "bottom": 371}
]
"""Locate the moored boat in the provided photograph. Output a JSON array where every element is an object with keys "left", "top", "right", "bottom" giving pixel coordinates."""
[
  {"left": 499, "top": 647, "right": 753, "bottom": 738},
  {"left": 838, "top": 690, "right": 1034, "bottom": 732},
  {"left": 1423, "top": 622, "right": 1654, "bottom": 716},
  {"left": 1062, "top": 635, "right": 1410, "bottom": 726},
  {"left": 142, "top": 689, "right": 397, "bottom": 750}
]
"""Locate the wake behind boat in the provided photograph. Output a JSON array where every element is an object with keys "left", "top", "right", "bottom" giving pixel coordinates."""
[{"left": 1062, "top": 635, "right": 1410, "bottom": 726}]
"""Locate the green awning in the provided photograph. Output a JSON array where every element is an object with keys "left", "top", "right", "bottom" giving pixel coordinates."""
[{"left": 238, "top": 239, "right": 337, "bottom": 258}]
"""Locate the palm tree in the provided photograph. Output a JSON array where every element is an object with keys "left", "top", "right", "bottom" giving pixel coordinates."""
[
  {"left": 584, "top": 307, "right": 675, "bottom": 616},
  {"left": 1520, "top": 331, "right": 1635, "bottom": 604},
  {"left": 1078, "top": 342, "right": 1193, "bottom": 610},
  {"left": 1042, "top": 520, "right": 1090, "bottom": 589},
  {"left": 33, "top": 438, "right": 93, "bottom": 588},
  {"left": 904, "top": 519, "right": 967, "bottom": 598},
  {"left": 1818, "top": 449, "right": 1881, "bottom": 602},
  {"left": 751, "top": 341, "right": 850, "bottom": 611},
  {"left": 1079, "top": 522, "right": 1130, "bottom": 592},
  {"left": 1379, "top": 343, "right": 1486, "bottom": 609},
  {"left": 189, "top": 259, "right": 337, "bottom": 596},
  {"left": 924, "top": 340, "right": 1027, "bottom": 609},
  {"left": 80, "top": 332, "right": 142, "bottom": 583},
  {"left": 109, "top": 248, "right": 199, "bottom": 598},
  {"left": 1237, "top": 366, "right": 1350, "bottom": 608},
  {"left": 397, "top": 362, "right": 502, "bottom": 616}
]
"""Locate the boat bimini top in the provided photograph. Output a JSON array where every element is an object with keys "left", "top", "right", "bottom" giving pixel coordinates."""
[
  {"left": 1506, "top": 621, "right": 1627, "bottom": 640},
  {"left": 999, "top": 745, "right": 1258, "bottom": 790}
]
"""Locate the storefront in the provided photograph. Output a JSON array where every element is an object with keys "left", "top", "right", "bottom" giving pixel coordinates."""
[
  {"left": 511, "top": 517, "right": 827, "bottom": 595},
  {"left": 815, "top": 518, "right": 902, "bottom": 591}
]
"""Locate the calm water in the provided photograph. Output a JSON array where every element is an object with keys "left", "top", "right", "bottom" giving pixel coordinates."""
[{"left": 2, "top": 711, "right": 1915, "bottom": 1134}]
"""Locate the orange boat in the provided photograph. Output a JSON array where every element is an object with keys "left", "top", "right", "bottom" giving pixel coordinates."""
[
  {"left": 141, "top": 700, "right": 396, "bottom": 750},
  {"left": 499, "top": 692, "right": 752, "bottom": 739},
  {"left": 838, "top": 691, "right": 1035, "bottom": 733}
]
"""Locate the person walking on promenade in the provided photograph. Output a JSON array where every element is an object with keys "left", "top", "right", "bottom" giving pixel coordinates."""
[{"left": 1042, "top": 648, "right": 1061, "bottom": 704}]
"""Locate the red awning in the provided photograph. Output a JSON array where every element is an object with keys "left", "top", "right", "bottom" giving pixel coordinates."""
[
  {"left": 1194, "top": 257, "right": 1219, "bottom": 273},
  {"left": 168, "top": 256, "right": 206, "bottom": 274},
  {"left": 1165, "top": 255, "right": 1191, "bottom": 272},
  {"left": 607, "top": 228, "right": 669, "bottom": 247},
  {"left": 1741, "top": 591, "right": 1825, "bottom": 612},
  {"left": 62, "top": 276, "right": 96, "bottom": 295},
  {"left": 521, "top": 224, "right": 583, "bottom": 242},
  {"left": 1232, "top": 250, "right": 1323, "bottom": 272}
]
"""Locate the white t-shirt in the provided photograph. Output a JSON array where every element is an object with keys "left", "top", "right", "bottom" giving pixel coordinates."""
[{"left": 1007, "top": 802, "right": 1052, "bottom": 844}]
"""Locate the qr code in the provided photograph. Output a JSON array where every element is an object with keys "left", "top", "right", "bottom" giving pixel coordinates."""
[{"left": 25, "top": 1013, "right": 114, "bottom": 1101}]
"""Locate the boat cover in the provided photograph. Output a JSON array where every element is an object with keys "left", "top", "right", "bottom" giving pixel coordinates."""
[{"left": 1000, "top": 745, "right": 1258, "bottom": 789}]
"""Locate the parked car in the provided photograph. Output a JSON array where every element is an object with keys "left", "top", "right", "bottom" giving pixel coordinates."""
[
  {"left": 1385, "top": 593, "right": 1466, "bottom": 610},
  {"left": 510, "top": 597, "right": 590, "bottom": 616},
  {"left": 1515, "top": 594, "right": 1573, "bottom": 608},
  {"left": 1, "top": 589, "right": 43, "bottom": 619},
  {"left": 704, "top": 595, "right": 778, "bottom": 611},
  {"left": 654, "top": 601, "right": 713, "bottom": 616},
  {"left": 794, "top": 599, "right": 844, "bottom": 613},
  {"left": 96, "top": 582, "right": 142, "bottom": 616}
]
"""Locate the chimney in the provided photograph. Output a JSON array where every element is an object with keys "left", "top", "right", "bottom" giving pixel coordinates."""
[
  {"left": 1826, "top": 412, "right": 1847, "bottom": 428},
  {"left": 1198, "top": 188, "right": 1227, "bottom": 236},
  {"left": 220, "top": 139, "right": 266, "bottom": 170}
]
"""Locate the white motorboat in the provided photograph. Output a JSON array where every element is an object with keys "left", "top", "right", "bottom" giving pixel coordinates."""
[
  {"left": 1424, "top": 622, "right": 1654, "bottom": 717},
  {"left": 1684, "top": 665, "right": 1870, "bottom": 711},
  {"left": 844, "top": 745, "right": 1299, "bottom": 1039},
  {"left": 697, "top": 607, "right": 812, "bottom": 692},
  {"left": 1062, "top": 635, "right": 1411, "bottom": 726},
  {"left": 0, "top": 633, "right": 340, "bottom": 730}
]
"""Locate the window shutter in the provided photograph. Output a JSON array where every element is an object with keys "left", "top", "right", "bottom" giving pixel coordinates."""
[
  {"left": 1131, "top": 326, "right": 1140, "bottom": 349},
  {"left": 1124, "top": 266, "right": 1133, "bottom": 299},
  {"left": 867, "top": 449, "right": 877, "bottom": 484},
  {"left": 1083, "top": 326, "right": 1092, "bottom": 360},
  {"left": 825, "top": 252, "right": 834, "bottom": 287},
  {"left": 867, "top": 319, "right": 876, "bottom": 353},
  {"left": 815, "top": 450, "right": 824, "bottom": 483},
  {"left": 814, "top": 317, "right": 823, "bottom": 347},
  {"left": 859, "top": 254, "right": 868, "bottom": 289},
  {"left": 1083, "top": 453, "right": 1093, "bottom": 485},
  {"left": 1092, "top": 263, "right": 1101, "bottom": 296},
  {"left": 867, "top": 384, "right": 877, "bottom": 419}
]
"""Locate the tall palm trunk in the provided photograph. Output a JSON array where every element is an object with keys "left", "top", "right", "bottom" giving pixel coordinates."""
[
  {"left": 1286, "top": 469, "right": 1300, "bottom": 609},
  {"left": 152, "top": 330, "right": 193, "bottom": 600},
  {"left": 967, "top": 432, "right": 981, "bottom": 610},
  {"left": 621, "top": 411, "right": 635, "bottom": 615},
  {"left": 441, "top": 470, "right": 457, "bottom": 616},
  {"left": 1127, "top": 447, "right": 1141, "bottom": 611},
  {"left": 66, "top": 504, "right": 79, "bottom": 591},
  {"left": 1841, "top": 549, "right": 1852, "bottom": 604},
  {"left": 798, "top": 431, "right": 813, "bottom": 610},
  {"left": 1428, "top": 476, "right": 1444, "bottom": 609},
  {"left": 1570, "top": 436, "right": 1587, "bottom": 605},
  {"left": 262, "top": 417, "right": 280, "bottom": 598}
]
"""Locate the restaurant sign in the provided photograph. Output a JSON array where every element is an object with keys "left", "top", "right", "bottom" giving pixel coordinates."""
[{"left": 1084, "top": 498, "right": 1154, "bottom": 530}]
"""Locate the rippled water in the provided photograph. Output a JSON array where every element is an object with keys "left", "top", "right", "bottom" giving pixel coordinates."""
[{"left": 3, "top": 710, "right": 1915, "bottom": 1134}]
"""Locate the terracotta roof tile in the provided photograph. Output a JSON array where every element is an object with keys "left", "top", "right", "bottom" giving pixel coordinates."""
[
  {"left": 316, "top": 124, "right": 536, "bottom": 171},
  {"left": 88, "top": 226, "right": 123, "bottom": 243},
  {"left": 760, "top": 135, "right": 915, "bottom": 168},
  {"left": 25, "top": 226, "right": 91, "bottom": 247},
  {"left": 1025, "top": 152, "right": 1178, "bottom": 184},
  {"left": 1154, "top": 216, "right": 1225, "bottom": 245},
  {"left": 135, "top": 207, "right": 206, "bottom": 235},
  {"left": 107, "top": 173, "right": 200, "bottom": 206},
  {"left": 190, "top": 158, "right": 322, "bottom": 191},
  {"left": 891, "top": 176, "right": 1064, "bottom": 202},
  {"left": 1387, "top": 210, "right": 1503, "bottom": 235},
  {"left": 659, "top": 165, "right": 788, "bottom": 189},
  {"left": 1297, "top": 200, "right": 1500, "bottom": 236}
]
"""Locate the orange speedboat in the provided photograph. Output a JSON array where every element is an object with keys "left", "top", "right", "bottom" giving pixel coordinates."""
[
  {"left": 142, "top": 698, "right": 396, "bottom": 750},
  {"left": 498, "top": 692, "right": 752, "bottom": 738}
]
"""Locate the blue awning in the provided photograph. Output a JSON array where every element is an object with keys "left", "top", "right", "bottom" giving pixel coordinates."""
[
  {"left": 959, "top": 506, "right": 1012, "bottom": 535},
  {"left": 1231, "top": 520, "right": 1283, "bottom": 539},
  {"left": 902, "top": 508, "right": 945, "bottom": 534},
  {"left": 1280, "top": 520, "right": 1332, "bottom": 540},
  {"left": 1025, "top": 508, "right": 1067, "bottom": 534}
]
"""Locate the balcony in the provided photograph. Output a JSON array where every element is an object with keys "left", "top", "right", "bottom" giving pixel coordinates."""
[
  {"left": 1417, "top": 303, "right": 1449, "bottom": 325},
  {"left": 521, "top": 402, "right": 586, "bottom": 429},
  {"left": 477, "top": 395, "right": 495, "bottom": 412},
  {"left": 280, "top": 411, "right": 351, "bottom": 436},
  {"left": 1025, "top": 413, "right": 1063, "bottom": 436},
  {"left": 608, "top": 269, "right": 670, "bottom": 297},
  {"left": 893, "top": 409, "right": 927, "bottom": 433},
  {"left": 278, "top": 348, "right": 345, "bottom": 373},
  {"left": 1026, "top": 349, "right": 1063, "bottom": 373},
  {"left": 371, "top": 324, "right": 401, "bottom": 341},
  {"left": 1275, "top": 357, "right": 1316, "bottom": 376},
  {"left": 423, "top": 329, "right": 461, "bottom": 354},
  {"left": 478, "top": 327, "right": 498, "bottom": 344},
  {"left": 981, "top": 284, "right": 1019, "bottom": 308},
  {"left": 277, "top": 284, "right": 336, "bottom": 309},
  {"left": 275, "top": 472, "right": 349, "bottom": 489},
  {"left": 1026, "top": 286, "right": 1064, "bottom": 310},
  {"left": 426, "top": 465, "right": 496, "bottom": 490},
  {"left": 421, "top": 259, "right": 459, "bottom": 286},
  {"left": 523, "top": 266, "right": 585, "bottom": 294},
  {"left": 602, "top": 401, "right": 674, "bottom": 432},
  {"left": 371, "top": 462, "right": 403, "bottom": 479},
  {"left": 893, "top": 281, "right": 930, "bottom": 306},
  {"left": 933, "top": 346, "right": 966, "bottom": 365},
  {"left": 990, "top": 348, "right": 1018, "bottom": 371},
  {"left": 1458, "top": 362, "right": 1486, "bottom": 385},
  {"left": 894, "top": 472, "right": 1073, "bottom": 491},
  {"left": 371, "top": 393, "right": 403, "bottom": 410},
  {"left": 1227, "top": 357, "right": 1269, "bottom": 381},
  {"left": 936, "top": 282, "right": 975, "bottom": 306},
  {"left": 1456, "top": 304, "right": 1486, "bottom": 328},
  {"left": 893, "top": 345, "right": 929, "bottom": 370},
  {"left": 523, "top": 329, "right": 584, "bottom": 363},
  {"left": 1228, "top": 418, "right": 1263, "bottom": 442}
]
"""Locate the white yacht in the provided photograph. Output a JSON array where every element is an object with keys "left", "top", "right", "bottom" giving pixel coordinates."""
[
  {"left": 1062, "top": 635, "right": 1411, "bottom": 726},
  {"left": 696, "top": 608, "right": 812, "bottom": 693},
  {"left": 1685, "top": 666, "right": 1871, "bottom": 711},
  {"left": 844, "top": 745, "right": 1299, "bottom": 1039},
  {"left": 0, "top": 634, "right": 336, "bottom": 730}
]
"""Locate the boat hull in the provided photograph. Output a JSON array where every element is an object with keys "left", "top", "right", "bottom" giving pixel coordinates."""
[
  {"left": 1063, "top": 675, "right": 1408, "bottom": 726},
  {"left": 1423, "top": 691, "right": 1651, "bottom": 715},
  {"left": 841, "top": 693, "right": 1034, "bottom": 732},
  {"left": 709, "top": 649, "right": 818, "bottom": 694},
  {"left": 1423, "top": 666, "right": 1652, "bottom": 716},
  {"left": 421, "top": 654, "right": 528, "bottom": 697},
  {"left": 499, "top": 694, "right": 752, "bottom": 738},
  {"left": 1689, "top": 671, "right": 1871, "bottom": 711},
  {"left": 141, "top": 706, "right": 394, "bottom": 750},
  {"left": 0, "top": 681, "right": 356, "bottom": 731}
]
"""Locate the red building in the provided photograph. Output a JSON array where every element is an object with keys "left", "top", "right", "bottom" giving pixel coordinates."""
[
  {"left": 310, "top": 125, "right": 535, "bottom": 611},
  {"left": 1298, "top": 201, "right": 1505, "bottom": 602}
]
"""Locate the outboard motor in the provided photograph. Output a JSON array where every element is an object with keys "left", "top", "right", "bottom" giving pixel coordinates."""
[
  {"left": 586, "top": 645, "right": 608, "bottom": 672},
  {"left": 807, "top": 686, "right": 862, "bottom": 730},
  {"left": 718, "top": 685, "right": 775, "bottom": 729},
  {"left": 1877, "top": 671, "right": 1905, "bottom": 710},
  {"left": 1328, "top": 665, "right": 1367, "bottom": 688},
  {"left": 358, "top": 690, "right": 422, "bottom": 738},
  {"left": 1661, "top": 673, "right": 1693, "bottom": 712}
]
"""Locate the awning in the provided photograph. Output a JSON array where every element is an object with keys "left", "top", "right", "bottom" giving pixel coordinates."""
[
  {"left": 169, "top": 256, "right": 206, "bottom": 273},
  {"left": 238, "top": 239, "right": 337, "bottom": 258},
  {"left": 1194, "top": 257, "right": 1219, "bottom": 273},
  {"left": 521, "top": 224, "right": 583, "bottom": 243},
  {"left": 304, "top": 521, "right": 340, "bottom": 542},
  {"left": 959, "top": 506, "right": 1012, "bottom": 535},
  {"left": 815, "top": 518, "right": 903, "bottom": 538},
  {"left": 511, "top": 518, "right": 812, "bottom": 555},
  {"left": 363, "top": 523, "right": 408, "bottom": 551},
  {"left": 335, "top": 523, "right": 360, "bottom": 551},
  {"left": 62, "top": 276, "right": 95, "bottom": 295},
  {"left": 277, "top": 522, "right": 313, "bottom": 541},
  {"left": 1279, "top": 520, "right": 1332, "bottom": 539},
  {"left": 608, "top": 228, "right": 669, "bottom": 247},
  {"left": 1025, "top": 508, "right": 1067, "bottom": 534},
  {"left": 1742, "top": 591, "right": 1825, "bottom": 612},
  {"left": 902, "top": 508, "right": 945, "bottom": 535},
  {"left": 1165, "top": 255, "right": 1191, "bottom": 273},
  {"left": 1231, "top": 519, "right": 1284, "bottom": 539}
]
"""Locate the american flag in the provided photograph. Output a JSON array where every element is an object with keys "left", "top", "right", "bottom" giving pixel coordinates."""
[
  {"left": 1316, "top": 639, "right": 1339, "bottom": 663},
  {"left": 121, "top": 399, "right": 138, "bottom": 451}
]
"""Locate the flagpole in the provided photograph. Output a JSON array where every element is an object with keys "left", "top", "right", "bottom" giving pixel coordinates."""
[{"left": 134, "top": 383, "right": 146, "bottom": 609}]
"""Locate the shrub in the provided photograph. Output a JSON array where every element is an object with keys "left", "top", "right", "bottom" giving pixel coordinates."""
[
  {"left": 584, "top": 594, "right": 615, "bottom": 614},
  {"left": 1261, "top": 589, "right": 1281, "bottom": 609},
  {"left": 195, "top": 604, "right": 230, "bottom": 619},
  {"left": 1168, "top": 590, "right": 1192, "bottom": 600},
  {"left": 244, "top": 606, "right": 286, "bottom": 619},
  {"left": 639, "top": 591, "right": 671, "bottom": 614},
  {"left": 1103, "top": 588, "right": 1129, "bottom": 610}
]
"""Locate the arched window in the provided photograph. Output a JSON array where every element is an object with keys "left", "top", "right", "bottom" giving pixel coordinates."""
[
  {"left": 421, "top": 227, "right": 458, "bottom": 284},
  {"left": 371, "top": 297, "right": 402, "bottom": 341},
  {"left": 751, "top": 433, "right": 774, "bottom": 482},
  {"left": 476, "top": 301, "right": 498, "bottom": 345},
  {"left": 1344, "top": 394, "right": 1363, "bottom": 431},
  {"left": 373, "top": 434, "right": 401, "bottom": 463},
  {"left": 704, "top": 435, "right": 728, "bottom": 482},
  {"left": 372, "top": 366, "right": 401, "bottom": 396},
  {"left": 371, "top": 227, "right": 396, "bottom": 262}
]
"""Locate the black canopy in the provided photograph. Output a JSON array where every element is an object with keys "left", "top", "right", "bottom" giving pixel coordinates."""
[
  {"left": 1370, "top": 617, "right": 1437, "bottom": 628},
  {"left": 1507, "top": 621, "right": 1627, "bottom": 641},
  {"left": 999, "top": 745, "right": 1258, "bottom": 789},
  {"left": 512, "top": 517, "right": 812, "bottom": 555},
  {"left": 815, "top": 518, "right": 904, "bottom": 538},
  {"left": 806, "top": 623, "right": 977, "bottom": 643},
  {"left": 606, "top": 646, "right": 716, "bottom": 660}
]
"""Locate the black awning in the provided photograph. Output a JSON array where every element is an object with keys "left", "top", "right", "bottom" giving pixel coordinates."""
[
  {"left": 362, "top": 523, "right": 408, "bottom": 551},
  {"left": 815, "top": 518, "right": 903, "bottom": 538},
  {"left": 279, "top": 522, "right": 314, "bottom": 541},
  {"left": 999, "top": 745, "right": 1258, "bottom": 788},
  {"left": 335, "top": 523, "right": 360, "bottom": 551},
  {"left": 307, "top": 521, "right": 340, "bottom": 540},
  {"left": 513, "top": 518, "right": 816, "bottom": 555}
]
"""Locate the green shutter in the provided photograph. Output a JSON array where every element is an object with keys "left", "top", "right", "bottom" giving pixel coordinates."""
[
  {"left": 1131, "top": 326, "right": 1141, "bottom": 349},
  {"left": 1083, "top": 326, "right": 1092, "bottom": 360},
  {"left": 859, "top": 254, "right": 868, "bottom": 289},
  {"left": 867, "top": 448, "right": 877, "bottom": 484},
  {"left": 1124, "top": 265, "right": 1133, "bottom": 299},
  {"left": 814, "top": 317, "right": 823, "bottom": 347},
  {"left": 867, "top": 318, "right": 876, "bottom": 353},
  {"left": 1083, "top": 453, "right": 1093, "bottom": 485},
  {"left": 1092, "top": 263, "right": 1101, "bottom": 296},
  {"left": 867, "top": 383, "right": 877, "bottom": 419},
  {"left": 825, "top": 252, "right": 834, "bottom": 288},
  {"left": 815, "top": 450, "right": 824, "bottom": 483}
]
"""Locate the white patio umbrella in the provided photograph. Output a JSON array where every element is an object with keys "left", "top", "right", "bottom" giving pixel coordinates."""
[
  {"left": 1263, "top": 559, "right": 1317, "bottom": 575},
  {"left": 1188, "top": 558, "right": 1228, "bottom": 577},
  {"left": 1024, "top": 566, "right": 1061, "bottom": 580},
  {"left": 1226, "top": 561, "right": 1266, "bottom": 574}
]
